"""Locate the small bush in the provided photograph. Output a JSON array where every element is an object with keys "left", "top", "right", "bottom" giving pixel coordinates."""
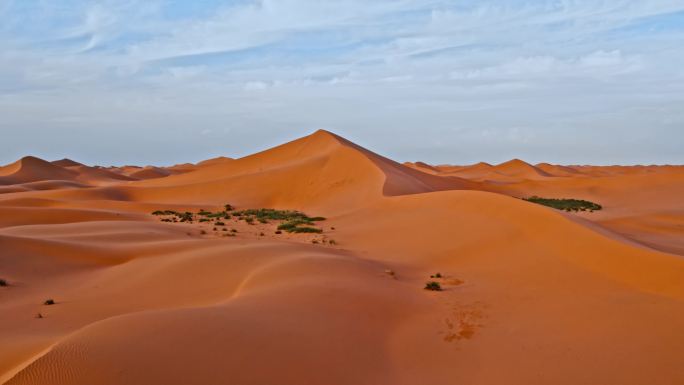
[
  {"left": 277, "top": 219, "right": 323, "bottom": 233},
  {"left": 44, "top": 299, "right": 56, "bottom": 305},
  {"left": 275, "top": 230, "right": 282, "bottom": 234},
  {"left": 201, "top": 230, "right": 207, "bottom": 235},
  {"left": 277, "top": 221, "right": 299, "bottom": 231},
  {"left": 424, "top": 282, "right": 442, "bottom": 291},
  {"left": 224, "top": 204, "right": 234, "bottom": 211},
  {"left": 152, "top": 210, "right": 180, "bottom": 216},
  {"left": 259, "top": 232, "right": 265, "bottom": 236},
  {"left": 0, "top": 279, "right": 7, "bottom": 287},
  {"left": 289, "top": 227, "right": 323, "bottom": 234},
  {"left": 312, "top": 239, "right": 319, "bottom": 244},
  {"left": 231, "top": 229, "right": 238, "bottom": 233},
  {"left": 328, "top": 239, "right": 337, "bottom": 245},
  {"left": 215, "top": 221, "right": 226, "bottom": 226},
  {"left": 430, "top": 273, "right": 442, "bottom": 278},
  {"left": 198, "top": 210, "right": 212, "bottom": 216}
]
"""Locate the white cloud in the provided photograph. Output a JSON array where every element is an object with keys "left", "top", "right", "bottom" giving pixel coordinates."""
[{"left": 0, "top": 0, "right": 682, "bottom": 165}]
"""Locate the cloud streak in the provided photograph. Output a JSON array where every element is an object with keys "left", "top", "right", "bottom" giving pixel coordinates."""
[{"left": 0, "top": 0, "right": 682, "bottom": 165}]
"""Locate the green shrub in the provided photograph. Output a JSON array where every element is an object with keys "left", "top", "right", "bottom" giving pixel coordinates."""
[
  {"left": 152, "top": 210, "right": 180, "bottom": 216},
  {"left": 523, "top": 196, "right": 602, "bottom": 212},
  {"left": 277, "top": 222, "right": 297, "bottom": 231},
  {"left": 424, "top": 282, "right": 442, "bottom": 291},
  {"left": 278, "top": 218, "right": 323, "bottom": 233},
  {"left": 232, "top": 208, "right": 325, "bottom": 223},
  {"left": 289, "top": 226, "right": 323, "bottom": 234}
]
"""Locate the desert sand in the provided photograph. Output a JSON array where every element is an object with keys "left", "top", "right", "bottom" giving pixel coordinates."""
[{"left": 1, "top": 130, "right": 683, "bottom": 384}]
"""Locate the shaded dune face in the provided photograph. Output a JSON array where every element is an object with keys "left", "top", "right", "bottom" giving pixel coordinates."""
[{"left": 1, "top": 130, "right": 683, "bottom": 385}]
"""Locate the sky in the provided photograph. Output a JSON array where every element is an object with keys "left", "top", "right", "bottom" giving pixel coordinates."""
[{"left": 1, "top": 0, "right": 683, "bottom": 166}]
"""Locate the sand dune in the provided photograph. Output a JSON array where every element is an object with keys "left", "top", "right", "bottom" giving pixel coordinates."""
[
  {"left": 196, "top": 156, "right": 234, "bottom": 167},
  {"left": 1, "top": 130, "right": 683, "bottom": 385},
  {"left": 492, "top": 158, "right": 552, "bottom": 179},
  {"left": 119, "top": 130, "right": 476, "bottom": 214},
  {"left": 128, "top": 166, "right": 173, "bottom": 180},
  {"left": 50, "top": 159, "right": 83, "bottom": 168},
  {"left": 535, "top": 162, "right": 581, "bottom": 176},
  {"left": 0, "top": 157, "right": 78, "bottom": 185}
]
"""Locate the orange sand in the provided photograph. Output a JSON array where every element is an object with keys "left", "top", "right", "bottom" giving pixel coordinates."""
[{"left": 1, "top": 130, "right": 683, "bottom": 385}]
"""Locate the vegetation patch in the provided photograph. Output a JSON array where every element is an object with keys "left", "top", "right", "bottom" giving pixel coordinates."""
[
  {"left": 0, "top": 279, "right": 7, "bottom": 287},
  {"left": 424, "top": 282, "right": 442, "bottom": 291},
  {"left": 151, "top": 205, "right": 326, "bottom": 236},
  {"left": 44, "top": 299, "right": 56, "bottom": 305},
  {"left": 523, "top": 196, "right": 602, "bottom": 212}
]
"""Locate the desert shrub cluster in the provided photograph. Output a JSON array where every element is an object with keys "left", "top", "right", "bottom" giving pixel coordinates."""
[
  {"left": 523, "top": 196, "right": 602, "bottom": 212},
  {"left": 151, "top": 205, "right": 327, "bottom": 235}
]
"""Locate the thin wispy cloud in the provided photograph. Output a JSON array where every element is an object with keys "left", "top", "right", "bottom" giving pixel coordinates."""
[{"left": 0, "top": 0, "right": 682, "bottom": 165}]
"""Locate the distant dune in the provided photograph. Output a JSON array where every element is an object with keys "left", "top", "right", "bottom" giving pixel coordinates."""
[{"left": 1, "top": 130, "right": 683, "bottom": 385}]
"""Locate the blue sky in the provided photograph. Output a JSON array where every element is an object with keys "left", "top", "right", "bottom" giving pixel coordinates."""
[{"left": 0, "top": 0, "right": 683, "bottom": 166}]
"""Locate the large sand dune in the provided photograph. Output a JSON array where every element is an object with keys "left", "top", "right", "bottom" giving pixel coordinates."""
[{"left": 1, "top": 130, "right": 683, "bottom": 384}]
